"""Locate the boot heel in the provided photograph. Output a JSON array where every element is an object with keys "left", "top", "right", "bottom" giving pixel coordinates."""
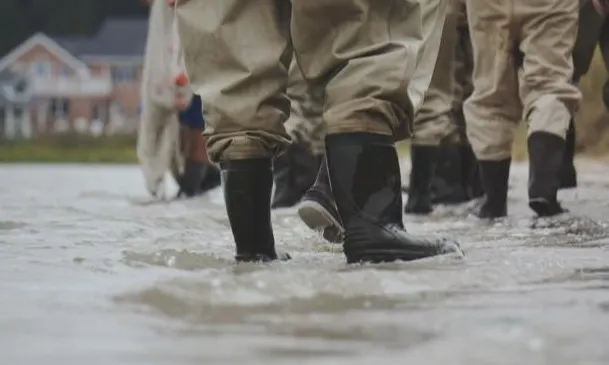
[{"left": 529, "top": 198, "right": 565, "bottom": 217}]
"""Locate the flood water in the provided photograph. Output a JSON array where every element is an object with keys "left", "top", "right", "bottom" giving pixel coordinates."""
[{"left": 1, "top": 161, "right": 609, "bottom": 365}]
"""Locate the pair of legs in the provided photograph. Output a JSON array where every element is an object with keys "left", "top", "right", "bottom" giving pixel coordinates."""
[
  {"left": 405, "top": 0, "right": 482, "bottom": 215},
  {"left": 464, "top": 0, "right": 581, "bottom": 218},
  {"left": 299, "top": 0, "right": 456, "bottom": 241},
  {"left": 270, "top": 59, "right": 325, "bottom": 210},
  {"left": 175, "top": 0, "right": 461, "bottom": 263}
]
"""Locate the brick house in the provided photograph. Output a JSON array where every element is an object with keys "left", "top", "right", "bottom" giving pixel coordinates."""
[{"left": 0, "top": 17, "right": 148, "bottom": 139}]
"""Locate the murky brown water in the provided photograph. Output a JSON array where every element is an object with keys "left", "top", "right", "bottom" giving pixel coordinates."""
[{"left": 1, "top": 161, "right": 609, "bottom": 365}]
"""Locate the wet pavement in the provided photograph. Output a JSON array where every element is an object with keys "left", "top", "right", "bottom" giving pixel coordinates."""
[{"left": 1, "top": 160, "right": 608, "bottom": 365}]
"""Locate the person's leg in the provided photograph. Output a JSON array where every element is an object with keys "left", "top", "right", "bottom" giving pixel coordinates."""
[
  {"left": 518, "top": 0, "right": 581, "bottom": 216},
  {"left": 464, "top": 0, "right": 522, "bottom": 219},
  {"left": 299, "top": 0, "right": 450, "bottom": 242},
  {"left": 452, "top": 0, "right": 484, "bottom": 201},
  {"left": 280, "top": 61, "right": 345, "bottom": 241},
  {"left": 292, "top": 0, "right": 461, "bottom": 263},
  {"left": 176, "top": 95, "right": 221, "bottom": 197},
  {"left": 271, "top": 59, "right": 323, "bottom": 209},
  {"left": 406, "top": 1, "right": 459, "bottom": 214},
  {"left": 600, "top": 19, "right": 609, "bottom": 111},
  {"left": 176, "top": 0, "right": 292, "bottom": 261},
  {"left": 560, "top": 1, "right": 605, "bottom": 189}
]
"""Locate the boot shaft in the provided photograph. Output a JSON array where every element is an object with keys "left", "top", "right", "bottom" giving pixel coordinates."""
[
  {"left": 221, "top": 158, "right": 277, "bottom": 261},
  {"left": 325, "top": 133, "right": 403, "bottom": 229}
]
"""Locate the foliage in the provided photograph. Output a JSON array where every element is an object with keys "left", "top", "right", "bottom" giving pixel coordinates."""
[{"left": 0, "top": 134, "right": 138, "bottom": 163}]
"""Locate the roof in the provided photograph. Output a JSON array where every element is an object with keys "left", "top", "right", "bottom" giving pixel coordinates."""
[
  {"left": 0, "top": 33, "right": 90, "bottom": 75},
  {"left": 54, "top": 36, "right": 90, "bottom": 55},
  {"left": 53, "top": 17, "right": 148, "bottom": 59},
  {"left": 0, "top": 16, "right": 148, "bottom": 74}
]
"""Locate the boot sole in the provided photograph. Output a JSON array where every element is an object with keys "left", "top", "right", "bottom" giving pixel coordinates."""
[
  {"left": 297, "top": 200, "right": 345, "bottom": 243},
  {"left": 346, "top": 247, "right": 463, "bottom": 264}
]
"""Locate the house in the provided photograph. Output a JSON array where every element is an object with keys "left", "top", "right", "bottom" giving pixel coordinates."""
[{"left": 0, "top": 17, "right": 148, "bottom": 139}]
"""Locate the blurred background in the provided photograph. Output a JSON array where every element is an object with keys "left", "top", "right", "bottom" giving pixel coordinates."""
[
  {"left": 0, "top": 0, "right": 148, "bottom": 162},
  {"left": 0, "top": 0, "right": 607, "bottom": 163}
]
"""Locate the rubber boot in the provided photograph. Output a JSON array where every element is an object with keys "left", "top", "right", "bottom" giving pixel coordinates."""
[
  {"left": 404, "top": 145, "right": 438, "bottom": 214},
  {"left": 461, "top": 145, "right": 484, "bottom": 200},
  {"left": 221, "top": 158, "right": 290, "bottom": 262},
  {"left": 429, "top": 144, "right": 470, "bottom": 205},
  {"left": 178, "top": 160, "right": 208, "bottom": 197},
  {"left": 175, "top": 127, "right": 221, "bottom": 197},
  {"left": 558, "top": 119, "right": 577, "bottom": 189},
  {"left": 297, "top": 158, "right": 345, "bottom": 243},
  {"left": 326, "top": 133, "right": 462, "bottom": 264},
  {"left": 475, "top": 159, "right": 511, "bottom": 219},
  {"left": 199, "top": 163, "right": 221, "bottom": 192},
  {"left": 271, "top": 141, "right": 320, "bottom": 209},
  {"left": 528, "top": 132, "right": 566, "bottom": 217}
]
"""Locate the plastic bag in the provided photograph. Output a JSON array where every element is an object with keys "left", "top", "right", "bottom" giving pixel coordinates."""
[{"left": 142, "top": 0, "right": 192, "bottom": 110}]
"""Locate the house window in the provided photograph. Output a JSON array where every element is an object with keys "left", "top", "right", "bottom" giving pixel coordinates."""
[
  {"left": 50, "top": 98, "right": 70, "bottom": 119},
  {"left": 31, "top": 61, "right": 51, "bottom": 78},
  {"left": 112, "top": 66, "right": 136, "bottom": 83},
  {"left": 14, "top": 80, "right": 27, "bottom": 94},
  {"left": 59, "top": 66, "right": 72, "bottom": 78}
]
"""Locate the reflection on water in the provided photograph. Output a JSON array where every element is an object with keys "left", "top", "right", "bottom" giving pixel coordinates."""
[{"left": 1, "top": 162, "right": 609, "bottom": 365}]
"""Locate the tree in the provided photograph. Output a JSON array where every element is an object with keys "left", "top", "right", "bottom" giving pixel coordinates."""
[{"left": 0, "top": 0, "right": 148, "bottom": 56}]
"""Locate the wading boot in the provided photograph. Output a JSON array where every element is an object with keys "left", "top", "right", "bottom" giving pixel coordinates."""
[
  {"left": 528, "top": 132, "right": 566, "bottom": 217},
  {"left": 178, "top": 160, "right": 210, "bottom": 197},
  {"left": 176, "top": 128, "right": 221, "bottom": 197},
  {"left": 475, "top": 159, "right": 510, "bottom": 219},
  {"left": 221, "top": 158, "right": 290, "bottom": 262},
  {"left": 558, "top": 120, "right": 577, "bottom": 189},
  {"left": 461, "top": 145, "right": 484, "bottom": 200},
  {"left": 429, "top": 144, "right": 470, "bottom": 205},
  {"left": 297, "top": 158, "right": 344, "bottom": 243},
  {"left": 271, "top": 141, "right": 320, "bottom": 209},
  {"left": 404, "top": 145, "right": 438, "bottom": 214},
  {"left": 326, "top": 133, "right": 462, "bottom": 264},
  {"left": 199, "top": 162, "right": 221, "bottom": 193}
]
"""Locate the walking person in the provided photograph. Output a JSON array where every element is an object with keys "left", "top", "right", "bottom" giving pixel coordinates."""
[
  {"left": 464, "top": 0, "right": 582, "bottom": 218},
  {"left": 174, "top": 0, "right": 461, "bottom": 263}
]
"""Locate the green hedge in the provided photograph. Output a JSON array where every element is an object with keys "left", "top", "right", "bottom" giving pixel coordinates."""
[{"left": 0, "top": 134, "right": 138, "bottom": 163}]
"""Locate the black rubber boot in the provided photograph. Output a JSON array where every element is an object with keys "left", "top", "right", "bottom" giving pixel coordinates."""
[
  {"left": 461, "top": 145, "right": 484, "bottom": 200},
  {"left": 177, "top": 160, "right": 206, "bottom": 198},
  {"left": 475, "top": 159, "right": 511, "bottom": 219},
  {"left": 221, "top": 159, "right": 290, "bottom": 262},
  {"left": 429, "top": 144, "right": 470, "bottom": 205},
  {"left": 404, "top": 145, "right": 438, "bottom": 214},
  {"left": 558, "top": 119, "right": 577, "bottom": 189},
  {"left": 271, "top": 142, "right": 320, "bottom": 209},
  {"left": 177, "top": 161, "right": 221, "bottom": 198},
  {"left": 326, "top": 133, "right": 462, "bottom": 264},
  {"left": 297, "top": 158, "right": 344, "bottom": 243},
  {"left": 199, "top": 163, "right": 221, "bottom": 193},
  {"left": 528, "top": 132, "right": 566, "bottom": 217}
]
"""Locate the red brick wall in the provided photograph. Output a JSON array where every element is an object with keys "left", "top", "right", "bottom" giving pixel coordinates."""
[{"left": 111, "top": 65, "right": 143, "bottom": 117}]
